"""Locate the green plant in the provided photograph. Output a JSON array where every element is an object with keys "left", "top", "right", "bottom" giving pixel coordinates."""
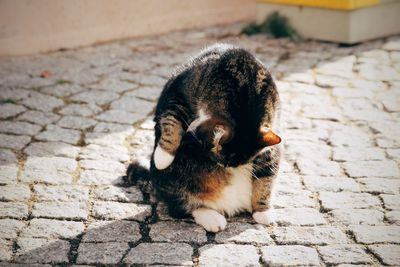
[
  {"left": 241, "top": 22, "right": 263, "bottom": 36},
  {"left": 0, "top": 98, "right": 16, "bottom": 104},
  {"left": 57, "top": 79, "right": 69, "bottom": 85},
  {"left": 242, "top": 12, "right": 300, "bottom": 41}
]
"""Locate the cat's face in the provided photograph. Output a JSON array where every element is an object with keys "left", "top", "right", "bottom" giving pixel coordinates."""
[{"left": 180, "top": 118, "right": 281, "bottom": 167}]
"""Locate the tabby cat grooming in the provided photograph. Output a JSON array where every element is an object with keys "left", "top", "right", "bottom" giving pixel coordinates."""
[{"left": 127, "top": 44, "right": 281, "bottom": 232}]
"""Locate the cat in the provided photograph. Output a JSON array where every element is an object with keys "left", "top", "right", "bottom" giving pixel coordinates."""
[{"left": 127, "top": 43, "right": 281, "bottom": 232}]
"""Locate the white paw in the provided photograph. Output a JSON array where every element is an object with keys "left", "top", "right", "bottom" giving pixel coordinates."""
[
  {"left": 253, "top": 209, "right": 276, "bottom": 225},
  {"left": 154, "top": 145, "right": 175, "bottom": 170},
  {"left": 192, "top": 208, "right": 227, "bottom": 233}
]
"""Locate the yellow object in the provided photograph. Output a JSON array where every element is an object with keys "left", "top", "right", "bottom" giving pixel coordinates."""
[{"left": 257, "top": 0, "right": 380, "bottom": 10}]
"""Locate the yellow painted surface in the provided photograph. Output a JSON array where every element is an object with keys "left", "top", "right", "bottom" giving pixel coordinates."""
[{"left": 257, "top": 0, "right": 380, "bottom": 10}]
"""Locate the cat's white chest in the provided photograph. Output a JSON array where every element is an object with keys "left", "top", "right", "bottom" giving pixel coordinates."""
[{"left": 203, "top": 164, "right": 253, "bottom": 216}]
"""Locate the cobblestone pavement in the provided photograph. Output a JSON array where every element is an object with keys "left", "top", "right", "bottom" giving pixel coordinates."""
[{"left": 0, "top": 23, "right": 399, "bottom": 266}]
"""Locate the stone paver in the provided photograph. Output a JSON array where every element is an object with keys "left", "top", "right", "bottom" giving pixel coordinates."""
[
  {"left": 329, "top": 209, "right": 384, "bottom": 225},
  {"left": 343, "top": 160, "right": 399, "bottom": 178},
  {"left": 79, "top": 169, "right": 122, "bottom": 185},
  {"left": 59, "top": 103, "right": 101, "bottom": 117},
  {"left": 36, "top": 125, "right": 81, "bottom": 145},
  {"left": 273, "top": 189, "right": 316, "bottom": 208},
  {"left": 95, "top": 109, "right": 145, "bottom": 125},
  {"left": 124, "top": 243, "right": 193, "bottom": 265},
  {"left": 199, "top": 244, "right": 259, "bottom": 267},
  {"left": 0, "top": 103, "right": 27, "bottom": 119},
  {"left": 20, "top": 156, "right": 77, "bottom": 184},
  {"left": 17, "top": 110, "right": 60, "bottom": 126},
  {"left": 273, "top": 226, "right": 348, "bottom": 245},
  {"left": 350, "top": 225, "right": 400, "bottom": 244},
  {"left": 0, "top": 239, "right": 12, "bottom": 261},
  {"left": 303, "top": 175, "right": 361, "bottom": 192},
  {"left": 386, "top": 210, "right": 400, "bottom": 224},
  {"left": 31, "top": 201, "right": 88, "bottom": 220},
  {"left": 0, "top": 121, "right": 42, "bottom": 136},
  {"left": 0, "top": 219, "right": 25, "bottom": 239},
  {"left": 319, "top": 192, "right": 381, "bottom": 210},
  {"left": 80, "top": 143, "right": 129, "bottom": 161},
  {"left": 0, "top": 165, "right": 18, "bottom": 184},
  {"left": 80, "top": 158, "right": 125, "bottom": 173},
  {"left": 358, "top": 178, "right": 400, "bottom": 194},
  {"left": 82, "top": 220, "right": 141, "bottom": 242},
  {"left": 57, "top": 115, "right": 97, "bottom": 130},
  {"left": 0, "top": 184, "right": 30, "bottom": 201},
  {"left": 77, "top": 242, "right": 129, "bottom": 264},
  {"left": 333, "top": 146, "right": 385, "bottom": 162},
  {"left": 20, "top": 218, "right": 84, "bottom": 238},
  {"left": 261, "top": 245, "right": 320, "bottom": 266},
  {"left": 15, "top": 238, "right": 70, "bottom": 264},
  {"left": 94, "top": 185, "right": 143, "bottom": 202},
  {"left": 33, "top": 185, "right": 89, "bottom": 202},
  {"left": 275, "top": 208, "right": 327, "bottom": 226},
  {"left": 318, "top": 245, "right": 372, "bottom": 265},
  {"left": 21, "top": 92, "right": 64, "bottom": 112},
  {"left": 0, "top": 202, "right": 28, "bottom": 219},
  {"left": 70, "top": 90, "right": 119, "bottom": 106},
  {"left": 92, "top": 201, "right": 151, "bottom": 221},
  {"left": 0, "top": 23, "right": 399, "bottom": 266},
  {"left": 110, "top": 96, "right": 154, "bottom": 115},
  {"left": 381, "top": 194, "right": 400, "bottom": 210},
  {"left": 369, "top": 244, "right": 400, "bottom": 265},
  {"left": 215, "top": 222, "right": 273, "bottom": 245},
  {"left": 0, "top": 133, "right": 30, "bottom": 149},
  {"left": 149, "top": 221, "right": 207, "bottom": 243},
  {"left": 24, "top": 141, "right": 80, "bottom": 158}
]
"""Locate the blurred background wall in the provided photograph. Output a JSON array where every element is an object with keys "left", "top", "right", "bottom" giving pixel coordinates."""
[
  {"left": 0, "top": 0, "right": 255, "bottom": 56},
  {"left": 1, "top": 0, "right": 399, "bottom": 57}
]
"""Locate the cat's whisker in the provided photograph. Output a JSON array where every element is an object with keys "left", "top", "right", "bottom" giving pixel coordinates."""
[
  {"left": 180, "top": 117, "right": 191, "bottom": 128},
  {"left": 250, "top": 169, "right": 260, "bottom": 180},
  {"left": 250, "top": 163, "right": 266, "bottom": 179},
  {"left": 180, "top": 117, "right": 203, "bottom": 144},
  {"left": 171, "top": 116, "right": 201, "bottom": 145},
  {"left": 187, "top": 130, "right": 202, "bottom": 144},
  {"left": 251, "top": 163, "right": 263, "bottom": 171}
]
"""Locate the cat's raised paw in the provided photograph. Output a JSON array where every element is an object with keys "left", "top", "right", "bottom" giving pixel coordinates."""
[
  {"left": 253, "top": 209, "right": 276, "bottom": 225},
  {"left": 154, "top": 146, "right": 175, "bottom": 170},
  {"left": 192, "top": 208, "right": 227, "bottom": 232}
]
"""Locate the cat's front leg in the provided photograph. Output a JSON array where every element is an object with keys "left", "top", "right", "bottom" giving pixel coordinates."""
[
  {"left": 251, "top": 177, "right": 276, "bottom": 225},
  {"left": 253, "top": 209, "right": 276, "bottom": 225},
  {"left": 154, "top": 115, "right": 183, "bottom": 170},
  {"left": 192, "top": 208, "right": 227, "bottom": 232}
]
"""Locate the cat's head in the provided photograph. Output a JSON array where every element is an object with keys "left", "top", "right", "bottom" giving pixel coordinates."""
[{"left": 181, "top": 116, "right": 281, "bottom": 167}]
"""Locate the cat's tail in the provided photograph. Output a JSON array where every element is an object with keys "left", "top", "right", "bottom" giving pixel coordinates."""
[{"left": 124, "top": 160, "right": 153, "bottom": 193}]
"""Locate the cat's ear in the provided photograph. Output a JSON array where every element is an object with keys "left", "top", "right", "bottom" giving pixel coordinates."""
[
  {"left": 213, "top": 124, "right": 232, "bottom": 145},
  {"left": 260, "top": 127, "right": 281, "bottom": 147},
  {"left": 212, "top": 124, "right": 232, "bottom": 153}
]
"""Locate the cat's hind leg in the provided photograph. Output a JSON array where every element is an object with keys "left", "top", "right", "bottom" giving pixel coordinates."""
[
  {"left": 192, "top": 208, "right": 227, "bottom": 232},
  {"left": 154, "top": 115, "right": 183, "bottom": 170}
]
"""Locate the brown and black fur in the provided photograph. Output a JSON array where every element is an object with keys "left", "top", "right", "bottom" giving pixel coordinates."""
[{"left": 127, "top": 43, "right": 281, "bottom": 219}]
